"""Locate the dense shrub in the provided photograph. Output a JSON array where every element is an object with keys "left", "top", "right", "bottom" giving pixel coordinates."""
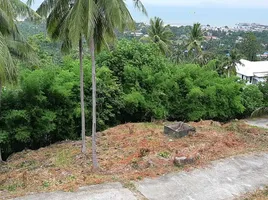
[
  {"left": 241, "top": 85, "right": 264, "bottom": 116},
  {"left": 1, "top": 39, "right": 263, "bottom": 159},
  {"left": 258, "top": 81, "right": 268, "bottom": 106},
  {"left": 98, "top": 40, "right": 246, "bottom": 122},
  {"left": 0, "top": 59, "right": 122, "bottom": 159}
]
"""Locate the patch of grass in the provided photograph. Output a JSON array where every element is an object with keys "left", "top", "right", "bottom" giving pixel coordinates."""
[
  {"left": 42, "top": 181, "right": 50, "bottom": 188},
  {"left": 54, "top": 149, "right": 73, "bottom": 167},
  {"left": 123, "top": 181, "right": 136, "bottom": 190},
  {"left": 3, "top": 183, "right": 24, "bottom": 192},
  {"left": 18, "top": 160, "right": 37, "bottom": 170},
  {"left": 158, "top": 151, "right": 170, "bottom": 158},
  {"left": 67, "top": 175, "right": 76, "bottom": 181},
  {"left": 239, "top": 186, "right": 268, "bottom": 200}
]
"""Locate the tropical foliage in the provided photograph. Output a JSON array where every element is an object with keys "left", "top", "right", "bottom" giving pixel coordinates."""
[
  {"left": 186, "top": 23, "right": 205, "bottom": 55},
  {"left": 145, "top": 17, "right": 173, "bottom": 54},
  {"left": 2, "top": 39, "right": 265, "bottom": 161}
]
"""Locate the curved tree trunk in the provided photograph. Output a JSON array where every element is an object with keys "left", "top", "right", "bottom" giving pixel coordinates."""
[
  {"left": 79, "top": 37, "right": 86, "bottom": 154},
  {"left": 89, "top": 37, "right": 98, "bottom": 170}
]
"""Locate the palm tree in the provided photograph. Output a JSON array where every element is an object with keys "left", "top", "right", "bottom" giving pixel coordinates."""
[
  {"left": 223, "top": 49, "right": 243, "bottom": 77},
  {"left": 31, "top": 0, "right": 147, "bottom": 170},
  {"left": 0, "top": 0, "right": 39, "bottom": 161},
  {"left": 143, "top": 17, "right": 173, "bottom": 55},
  {"left": 186, "top": 23, "right": 204, "bottom": 55},
  {"left": 34, "top": 0, "right": 88, "bottom": 154},
  {"left": 86, "top": 0, "right": 146, "bottom": 170},
  {"left": 194, "top": 51, "right": 214, "bottom": 66}
]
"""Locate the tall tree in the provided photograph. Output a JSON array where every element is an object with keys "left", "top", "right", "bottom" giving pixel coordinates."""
[
  {"left": 239, "top": 32, "right": 261, "bottom": 61},
  {"left": 223, "top": 49, "right": 243, "bottom": 77},
  {"left": 144, "top": 17, "right": 173, "bottom": 55},
  {"left": 186, "top": 23, "right": 204, "bottom": 55},
  {"left": 31, "top": 0, "right": 146, "bottom": 170},
  {"left": 85, "top": 0, "right": 147, "bottom": 170},
  {"left": 0, "top": 0, "right": 38, "bottom": 162},
  {"left": 35, "top": 0, "right": 88, "bottom": 154}
]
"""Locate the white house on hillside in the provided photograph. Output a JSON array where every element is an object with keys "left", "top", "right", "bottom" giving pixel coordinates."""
[{"left": 236, "top": 59, "right": 268, "bottom": 84}]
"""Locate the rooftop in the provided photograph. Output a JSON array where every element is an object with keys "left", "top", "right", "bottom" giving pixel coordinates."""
[{"left": 236, "top": 59, "right": 268, "bottom": 77}]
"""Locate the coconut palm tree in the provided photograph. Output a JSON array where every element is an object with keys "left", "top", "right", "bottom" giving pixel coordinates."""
[
  {"left": 0, "top": 0, "right": 39, "bottom": 162},
  {"left": 33, "top": 0, "right": 88, "bottom": 154},
  {"left": 143, "top": 17, "right": 173, "bottom": 55},
  {"left": 31, "top": 0, "right": 147, "bottom": 170},
  {"left": 223, "top": 49, "right": 243, "bottom": 77},
  {"left": 186, "top": 23, "right": 204, "bottom": 55},
  {"left": 82, "top": 0, "right": 146, "bottom": 170}
]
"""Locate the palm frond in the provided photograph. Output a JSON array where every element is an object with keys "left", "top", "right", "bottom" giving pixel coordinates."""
[
  {"left": 132, "top": 0, "right": 147, "bottom": 16},
  {"left": 0, "top": 33, "right": 17, "bottom": 84},
  {"left": 251, "top": 107, "right": 268, "bottom": 118}
]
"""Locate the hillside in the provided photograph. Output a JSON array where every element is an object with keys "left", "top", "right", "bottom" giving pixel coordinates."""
[{"left": 1, "top": 120, "right": 268, "bottom": 199}]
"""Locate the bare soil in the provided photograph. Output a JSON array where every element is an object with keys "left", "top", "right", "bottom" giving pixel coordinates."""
[{"left": 1, "top": 120, "right": 268, "bottom": 199}]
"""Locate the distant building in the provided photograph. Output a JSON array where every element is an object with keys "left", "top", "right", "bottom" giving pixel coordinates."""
[
  {"left": 260, "top": 52, "right": 268, "bottom": 58},
  {"left": 205, "top": 36, "right": 219, "bottom": 41},
  {"left": 236, "top": 59, "right": 268, "bottom": 84}
]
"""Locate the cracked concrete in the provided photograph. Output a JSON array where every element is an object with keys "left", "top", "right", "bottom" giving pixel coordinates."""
[{"left": 13, "top": 153, "right": 268, "bottom": 200}]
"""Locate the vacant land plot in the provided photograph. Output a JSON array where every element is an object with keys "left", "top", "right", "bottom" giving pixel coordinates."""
[{"left": 1, "top": 120, "right": 268, "bottom": 199}]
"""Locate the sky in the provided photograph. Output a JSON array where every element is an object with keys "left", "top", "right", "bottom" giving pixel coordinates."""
[{"left": 23, "top": 0, "right": 268, "bottom": 26}]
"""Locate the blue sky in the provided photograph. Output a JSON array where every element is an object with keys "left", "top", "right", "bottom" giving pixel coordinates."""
[{"left": 23, "top": 0, "right": 268, "bottom": 26}]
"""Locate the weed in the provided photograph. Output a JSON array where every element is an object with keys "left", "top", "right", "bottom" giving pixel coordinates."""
[
  {"left": 42, "top": 181, "right": 50, "bottom": 188},
  {"left": 158, "top": 151, "right": 170, "bottom": 158},
  {"left": 55, "top": 149, "right": 72, "bottom": 167},
  {"left": 67, "top": 175, "right": 76, "bottom": 181},
  {"left": 139, "top": 148, "right": 150, "bottom": 157},
  {"left": 123, "top": 181, "right": 136, "bottom": 190},
  {"left": 131, "top": 159, "right": 139, "bottom": 169},
  {"left": 7, "top": 184, "right": 17, "bottom": 192}
]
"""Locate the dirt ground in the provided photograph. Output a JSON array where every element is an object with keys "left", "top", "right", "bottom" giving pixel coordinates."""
[
  {"left": 1, "top": 120, "right": 268, "bottom": 199},
  {"left": 239, "top": 186, "right": 268, "bottom": 200}
]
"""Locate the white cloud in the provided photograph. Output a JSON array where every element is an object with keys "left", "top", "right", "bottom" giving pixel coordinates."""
[{"left": 127, "top": 0, "right": 268, "bottom": 8}]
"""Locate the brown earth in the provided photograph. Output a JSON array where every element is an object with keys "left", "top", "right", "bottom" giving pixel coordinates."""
[{"left": 1, "top": 120, "right": 268, "bottom": 199}]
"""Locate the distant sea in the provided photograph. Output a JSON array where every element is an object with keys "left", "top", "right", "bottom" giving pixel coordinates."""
[{"left": 129, "top": 5, "right": 268, "bottom": 27}]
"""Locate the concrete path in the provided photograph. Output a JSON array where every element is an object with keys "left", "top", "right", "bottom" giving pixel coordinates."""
[
  {"left": 13, "top": 183, "right": 137, "bottom": 200},
  {"left": 13, "top": 153, "right": 268, "bottom": 200},
  {"left": 245, "top": 118, "right": 268, "bottom": 129}
]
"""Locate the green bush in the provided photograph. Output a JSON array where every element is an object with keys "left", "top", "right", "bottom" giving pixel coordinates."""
[
  {"left": 241, "top": 84, "right": 264, "bottom": 116},
  {"left": 1, "top": 39, "right": 257, "bottom": 160}
]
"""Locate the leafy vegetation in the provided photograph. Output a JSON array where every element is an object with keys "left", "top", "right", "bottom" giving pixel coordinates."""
[
  {"left": 0, "top": 0, "right": 267, "bottom": 170},
  {"left": 1, "top": 39, "right": 266, "bottom": 160}
]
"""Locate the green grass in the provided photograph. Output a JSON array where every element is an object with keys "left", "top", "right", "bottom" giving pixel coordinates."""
[{"left": 54, "top": 149, "right": 73, "bottom": 167}]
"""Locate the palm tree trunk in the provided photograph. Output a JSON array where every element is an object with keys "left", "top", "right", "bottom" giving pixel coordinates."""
[
  {"left": 0, "top": 80, "right": 2, "bottom": 162},
  {"left": 228, "top": 69, "right": 230, "bottom": 77},
  {"left": 79, "top": 37, "right": 86, "bottom": 154},
  {"left": 89, "top": 37, "right": 98, "bottom": 170},
  {"left": 0, "top": 147, "right": 2, "bottom": 162}
]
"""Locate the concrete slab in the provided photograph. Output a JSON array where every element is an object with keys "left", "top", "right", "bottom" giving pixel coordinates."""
[
  {"left": 136, "top": 153, "right": 268, "bottom": 200},
  {"left": 245, "top": 118, "right": 268, "bottom": 129},
  {"left": 13, "top": 182, "right": 137, "bottom": 200}
]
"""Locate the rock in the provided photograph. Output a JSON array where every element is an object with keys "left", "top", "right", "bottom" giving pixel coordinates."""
[
  {"left": 164, "top": 122, "right": 196, "bottom": 138},
  {"left": 210, "top": 121, "right": 221, "bottom": 127},
  {"left": 173, "top": 156, "right": 195, "bottom": 167}
]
